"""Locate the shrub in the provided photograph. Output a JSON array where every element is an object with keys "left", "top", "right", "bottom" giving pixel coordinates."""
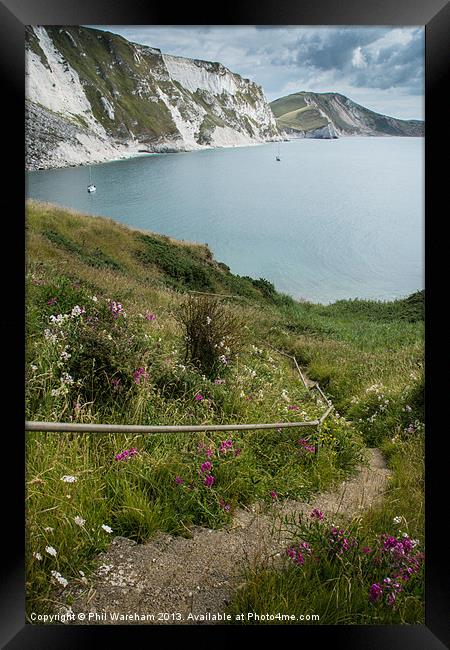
[{"left": 176, "top": 294, "right": 244, "bottom": 379}]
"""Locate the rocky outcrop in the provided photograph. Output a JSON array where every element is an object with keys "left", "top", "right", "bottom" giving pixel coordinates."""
[{"left": 25, "top": 26, "right": 280, "bottom": 170}]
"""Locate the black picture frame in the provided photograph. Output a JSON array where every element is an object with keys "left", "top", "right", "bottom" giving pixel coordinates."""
[{"left": 1, "top": 0, "right": 448, "bottom": 647}]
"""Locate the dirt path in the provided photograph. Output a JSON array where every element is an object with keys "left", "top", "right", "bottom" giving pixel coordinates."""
[{"left": 61, "top": 448, "right": 390, "bottom": 625}]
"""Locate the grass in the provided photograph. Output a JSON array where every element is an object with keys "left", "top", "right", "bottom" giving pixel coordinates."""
[
  {"left": 226, "top": 432, "right": 424, "bottom": 624},
  {"left": 25, "top": 200, "right": 424, "bottom": 622}
]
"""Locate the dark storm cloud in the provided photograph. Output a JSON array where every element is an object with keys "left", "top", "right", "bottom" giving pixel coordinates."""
[
  {"left": 293, "top": 28, "right": 387, "bottom": 70},
  {"left": 266, "top": 27, "right": 424, "bottom": 93}
]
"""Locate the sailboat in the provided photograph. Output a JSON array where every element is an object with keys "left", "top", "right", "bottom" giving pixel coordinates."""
[
  {"left": 87, "top": 166, "right": 96, "bottom": 193},
  {"left": 275, "top": 141, "right": 281, "bottom": 161}
]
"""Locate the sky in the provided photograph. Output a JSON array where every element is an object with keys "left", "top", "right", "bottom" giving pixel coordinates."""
[{"left": 92, "top": 26, "right": 424, "bottom": 120}]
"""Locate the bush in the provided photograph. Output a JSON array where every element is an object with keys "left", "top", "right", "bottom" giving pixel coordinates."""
[{"left": 176, "top": 294, "right": 244, "bottom": 379}]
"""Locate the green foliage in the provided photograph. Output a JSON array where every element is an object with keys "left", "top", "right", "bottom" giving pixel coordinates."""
[
  {"left": 176, "top": 294, "right": 244, "bottom": 379},
  {"left": 25, "top": 201, "right": 424, "bottom": 620},
  {"left": 43, "top": 229, "right": 123, "bottom": 271},
  {"left": 136, "top": 233, "right": 214, "bottom": 291}
]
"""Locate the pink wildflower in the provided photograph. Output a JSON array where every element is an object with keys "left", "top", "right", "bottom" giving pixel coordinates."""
[
  {"left": 133, "top": 367, "right": 148, "bottom": 384},
  {"left": 204, "top": 475, "right": 215, "bottom": 488},
  {"left": 200, "top": 461, "right": 213, "bottom": 474},
  {"left": 310, "top": 508, "right": 324, "bottom": 520},
  {"left": 115, "top": 447, "right": 138, "bottom": 462}
]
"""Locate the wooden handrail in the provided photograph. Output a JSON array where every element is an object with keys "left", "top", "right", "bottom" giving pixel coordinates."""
[
  {"left": 25, "top": 419, "right": 321, "bottom": 434},
  {"left": 24, "top": 353, "right": 334, "bottom": 437}
]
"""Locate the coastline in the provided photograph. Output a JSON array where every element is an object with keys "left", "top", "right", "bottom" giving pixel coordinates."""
[{"left": 25, "top": 136, "right": 281, "bottom": 173}]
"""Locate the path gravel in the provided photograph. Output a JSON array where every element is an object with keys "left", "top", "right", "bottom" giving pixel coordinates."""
[{"left": 59, "top": 448, "right": 390, "bottom": 625}]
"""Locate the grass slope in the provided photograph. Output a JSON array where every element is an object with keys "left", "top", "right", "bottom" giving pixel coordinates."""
[{"left": 25, "top": 200, "right": 424, "bottom": 622}]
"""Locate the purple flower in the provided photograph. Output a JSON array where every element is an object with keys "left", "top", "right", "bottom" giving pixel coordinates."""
[
  {"left": 219, "top": 439, "right": 233, "bottom": 453},
  {"left": 288, "top": 405, "right": 300, "bottom": 411},
  {"left": 362, "top": 546, "right": 372, "bottom": 555},
  {"left": 204, "top": 475, "right": 215, "bottom": 488},
  {"left": 386, "top": 593, "right": 396, "bottom": 606},
  {"left": 47, "top": 297, "right": 57, "bottom": 306},
  {"left": 115, "top": 447, "right": 138, "bottom": 462},
  {"left": 270, "top": 491, "right": 278, "bottom": 500},
  {"left": 109, "top": 300, "right": 125, "bottom": 319},
  {"left": 133, "top": 367, "right": 148, "bottom": 384},
  {"left": 310, "top": 509, "right": 324, "bottom": 520},
  {"left": 369, "top": 583, "right": 383, "bottom": 603},
  {"left": 219, "top": 499, "right": 231, "bottom": 512},
  {"left": 201, "top": 461, "right": 212, "bottom": 474},
  {"left": 195, "top": 393, "right": 204, "bottom": 402},
  {"left": 175, "top": 476, "right": 184, "bottom": 485},
  {"left": 401, "top": 537, "right": 414, "bottom": 553},
  {"left": 145, "top": 311, "right": 156, "bottom": 321},
  {"left": 295, "top": 552, "right": 305, "bottom": 566},
  {"left": 111, "top": 377, "right": 121, "bottom": 391},
  {"left": 234, "top": 448, "right": 242, "bottom": 457},
  {"left": 214, "top": 378, "right": 225, "bottom": 385},
  {"left": 297, "top": 439, "right": 316, "bottom": 453}
]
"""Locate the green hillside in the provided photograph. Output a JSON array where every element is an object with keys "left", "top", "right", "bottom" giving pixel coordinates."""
[
  {"left": 270, "top": 91, "right": 424, "bottom": 136},
  {"left": 25, "top": 200, "right": 424, "bottom": 621}
]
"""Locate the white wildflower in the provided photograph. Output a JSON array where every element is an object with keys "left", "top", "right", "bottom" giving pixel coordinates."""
[
  {"left": 393, "top": 516, "right": 402, "bottom": 524},
  {"left": 61, "top": 475, "right": 77, "bottom": 483},
  {"left": 91, "top": 296, "right": 98, "bottom": 302},
  {"left": 33, "top": 552, "right": 42, "bottom": 561},
  {"left": 71, "top": 305, "right": 85, "bottom": 318},
  {"left": 74, "top": 516, "right": 85, "bottom": 527},
  {"left": 49, "top": 313, "right": 69, "bottom": 326},
  {"left": 45, "top": 546, "right": 57, "bottom": 557},
  {"left": 206, "top": 316, "right": 212, "bottom": 325},
  {"left": 51, "top": 570, "right": 68, "bottom": 588},
  {"left": 44, "top": 527, "right": 54, "bottom": 532},
  {"left": 101, "top": 524, "right": 113, "bottom": 534}
]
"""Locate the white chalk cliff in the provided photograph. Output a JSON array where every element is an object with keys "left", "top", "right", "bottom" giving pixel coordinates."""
[{"left": 25, "top": 26, "right": 280, "bottom": 170}]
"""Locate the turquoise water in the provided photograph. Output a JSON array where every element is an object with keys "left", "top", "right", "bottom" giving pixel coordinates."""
[{"left": 26, "top": 137, "right": 424, "bottom": 304}]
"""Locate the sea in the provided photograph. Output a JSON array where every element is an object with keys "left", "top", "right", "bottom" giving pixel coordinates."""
[{"left": 26, "top": 136, "right": 424, "bottom": 305}]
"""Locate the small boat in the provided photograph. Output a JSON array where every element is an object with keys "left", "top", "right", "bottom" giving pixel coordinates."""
[
  {"left": 87, "top": 166, "right": 96, "bottom": 193},
  {"left": 275, "top": 142, "right": 281, "bottom": 161}
]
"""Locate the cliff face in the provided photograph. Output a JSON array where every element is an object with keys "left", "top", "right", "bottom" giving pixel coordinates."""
[
  {"left": 270, "top": 92, "right": 424, "bottom": 139},
  {"left": 25, "top": 26, "right": 280, "bottom": 170}
]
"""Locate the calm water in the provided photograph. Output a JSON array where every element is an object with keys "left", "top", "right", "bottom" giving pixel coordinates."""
[{"left": 26, "top": 137, "right": 424, "bottom": 304}]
